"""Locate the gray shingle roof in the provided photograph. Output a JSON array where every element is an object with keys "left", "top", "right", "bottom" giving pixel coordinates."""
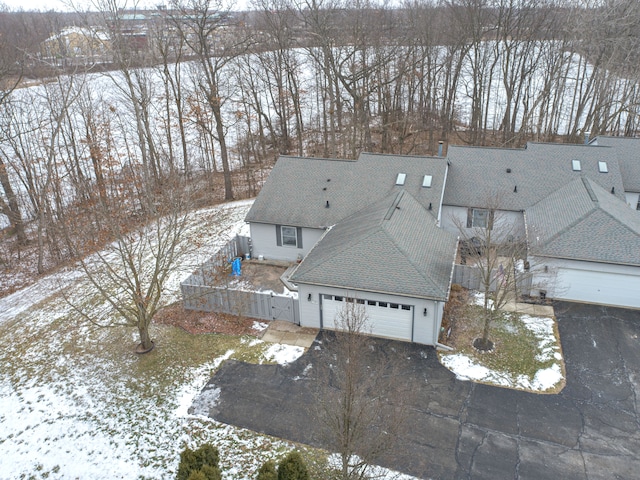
[
  {"left": 592, "top": 136, "right": 640, "bottom": 193},
  {"left": 245, "top": 153, "right": 448, "bottom": 228},
  {"left": 526, "top": 177, "right": 640, "bottom": 265},
  {"left": 289, "top": 191, "right": 458, "bottom": 300},
  {"left": 444, "top": 142, "right": 626, "bottom": 210}
]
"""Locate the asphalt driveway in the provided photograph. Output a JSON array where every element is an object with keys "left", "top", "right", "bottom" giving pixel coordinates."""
[{"left": 192, "top": 302, "right": 640, "bottom": 479}]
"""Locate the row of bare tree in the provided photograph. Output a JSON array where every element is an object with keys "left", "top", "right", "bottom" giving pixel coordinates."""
[{"left": 1, "top": 0, "right": 640, "bottom": 275}]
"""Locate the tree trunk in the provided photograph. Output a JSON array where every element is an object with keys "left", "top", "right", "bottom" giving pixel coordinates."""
[
  {"left": 137, "top": 315, "right": 153, "bottom": 351},
  {"left": 0, "top": 156, "right": 27, "bottom": 244}
]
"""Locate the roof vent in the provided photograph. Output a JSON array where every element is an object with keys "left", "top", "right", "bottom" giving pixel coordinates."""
[
  {"left": 322, "top": 187, "right": 327, "bottom": 191},
  {"left": 506, "top": 168, "right": 511, "bottom": 173},
  {"left": 396, "top": 173, "right": 406, "bottom": 185},
  {"left": 572, "top": 159, "right": 581, "bottom": 171},
  {"left": 422, "top": 175, "right": 433, "bottom": 188},
  {"left": 325, "top": 200, "right": 330, "bottom": 208},
  {"left": 598, "top": 161, "right": 608, "bottom": 173},
  {"left": 438, "top": 141, "right": 444, "bottom": 157},
  {"left": 611, "top": 187, "right": 615, "bottom": 194},
  {"left": 514, "top": 185, "right": 518, "bottom": 193},
  {"left": 428, "top": 202, "right": 432, "bottom": 210}
]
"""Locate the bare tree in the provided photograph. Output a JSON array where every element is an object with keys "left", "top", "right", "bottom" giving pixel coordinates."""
[
  {"left": 170, "top": 0, "right": 253, "bottom": 200},
  {"left": 453, "top": 194, "right": 530, "bottom": 351},
  {"left": 315, "top": 297, "right": 412, "bottom": 480},
  {"left": 66, "top": 177, "right": 192, "bottom": 353}
]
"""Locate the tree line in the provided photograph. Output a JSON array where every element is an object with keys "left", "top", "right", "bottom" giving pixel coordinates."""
[{"left": 1, "top": 0, "right": 639, "bottom": 277}]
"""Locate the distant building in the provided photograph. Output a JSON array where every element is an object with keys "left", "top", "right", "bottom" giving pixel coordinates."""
[{"left": 41, "top": 26, "right": 111, "bottom": 66}]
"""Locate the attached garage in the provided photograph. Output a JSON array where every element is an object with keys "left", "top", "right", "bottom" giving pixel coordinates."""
[
  {"left": 320, "top": 294, "right": 414, "bottom": 341},
  {"left": 526, "top": 177, "right": 640, "bottom": 311},
  {"left": 555, "top": 267, "right": 640, "bottom": 309}
]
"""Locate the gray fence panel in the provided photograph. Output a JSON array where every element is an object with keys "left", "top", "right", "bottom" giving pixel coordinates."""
[
  {"left": 181, "top": 278, "right": 298, "bottom": 323},
  {"left": 236, "top": 235, "right": 251, "bottom": 258},
  {"left": 180, "top": 236, "right": 299, "bottom": 323},
  {"left": 453, "top": 264, "right": 532, "bottom": 295}
]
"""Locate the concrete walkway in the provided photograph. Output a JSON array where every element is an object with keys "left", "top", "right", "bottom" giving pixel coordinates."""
[
  {"left": 501, "top": 300, "right": 555, "bottom": 316},
  {"left": 260, "top": 320, "right": 318, "bottom": 348}
]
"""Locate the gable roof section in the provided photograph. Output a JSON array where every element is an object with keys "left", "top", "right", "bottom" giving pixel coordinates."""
[
  {"left": 289, "top": 191, "right": 458, "bottom": 300},
  {"left": 592, "top": 136, "right": 640, "bottom": 193},
  {"left": 526, "top": 177, "right": 640, "bottom": 266},
  {"left": 444, "top": 142, "right": 626, "bottom": 210},
  {"left": 245, "top": 153, "right": 448, "bottom": 228}
]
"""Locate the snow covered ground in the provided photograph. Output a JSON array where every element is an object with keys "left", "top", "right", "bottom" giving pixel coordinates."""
[
  {"left": 0, "top": 199, "right": 418, "bottom": 480},
  {"left": 0, "top": 200, "right": 297, "bottom": 479},
  {"left": 439, "top": 293, "right": 565, "bottom": 393}
]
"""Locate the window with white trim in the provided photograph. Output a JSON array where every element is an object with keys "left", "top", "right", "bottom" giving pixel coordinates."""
[
  {"left": 472, "top": 209, "right": 488, "bottom": 228},
  {"left": 276, "top": 225, "right": 303, "bottom": 248},
  {"left": 281, "top": 226, "right": 298, "bottom": 246}
]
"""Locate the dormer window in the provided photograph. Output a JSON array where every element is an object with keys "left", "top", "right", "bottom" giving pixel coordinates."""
[
  {"left": 572, "top": 159, "right": 581, "bottom": 171},
  {"left": 422, "top": 175, "right": 433, "bottom": 188},
  {"left": 598, "top": 161, "right": 608, "bottom": 173},
  {"left": 395, "top": 173, "right": 406, "bottom": 185}
]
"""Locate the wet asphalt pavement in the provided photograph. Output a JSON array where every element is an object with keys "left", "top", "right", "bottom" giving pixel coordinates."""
[{"left": 192, "top": 302, "right": 640, "bottom": 479}]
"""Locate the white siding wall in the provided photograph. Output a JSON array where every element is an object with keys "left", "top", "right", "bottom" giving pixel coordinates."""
[
  {"left": 441, "top": 205, "right": 525, "bottom": 241},
  {"left": 530, "top": 256, "right": 640, "bottom": 308},
  {"left": 297, "top": 283, "right": 442, "bottom": 345},
  {"left": 249, "top": 223, "right": 325, "bottom": 261},
  {"left": 624, "top": 192, "right": 640, "bottom": 209}
]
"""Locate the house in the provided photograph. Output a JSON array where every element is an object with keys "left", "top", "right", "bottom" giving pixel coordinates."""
[
  {"left": 245, "top": 153, "right": 457, "bottom": 345},
  {"left": 589, "top": 136, "right": 640, "bottom": 209},
  {"left": 242, "top": 138, "right": 640, "bottom": 344},
  {"left": 525, "top": 176, "right": 640, "bottom": 309},
  {"left": 41, "top": 27, "right": 111, "bottom": 66}
]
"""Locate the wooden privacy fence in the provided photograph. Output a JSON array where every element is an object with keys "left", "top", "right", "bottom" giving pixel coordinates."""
[
  {"left": 453, "top": 264, "right": 532, "bottom": 293},
  {"left": 180, "top": 235, "right": 299, "bottom": 324}
]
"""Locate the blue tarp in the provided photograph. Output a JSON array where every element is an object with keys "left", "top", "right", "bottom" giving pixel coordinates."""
[{"left": 231, "top": 257, "right": 241, "bottom": 276}]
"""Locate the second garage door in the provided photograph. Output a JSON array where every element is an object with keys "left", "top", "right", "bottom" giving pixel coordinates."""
[
  {"left": 320, "top": 294, "right": 414, "bottom": 341},
  {"left": 555, "top": 268, "right": 640, "bottom": 309}
]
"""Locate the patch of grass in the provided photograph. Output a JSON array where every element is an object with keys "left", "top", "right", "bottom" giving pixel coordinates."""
[
  {"left": 474, "top": 310, "right": 554, "bottom": 377},
  {"left": 442, "top": 302, "right": 565, "bottom": 393},
  {"left": 0, "top": 293, "right": 293, "bottom": 479}
]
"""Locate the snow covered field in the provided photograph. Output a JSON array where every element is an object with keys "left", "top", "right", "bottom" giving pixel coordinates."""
[
  {"left": 0, "top": 200, "right": 306, "bottom": 479},
  {"left": 0, "top": 199, "right": 420, "bottom": 480}
]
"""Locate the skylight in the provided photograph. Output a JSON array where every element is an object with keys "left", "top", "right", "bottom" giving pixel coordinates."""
[
  {"left": 572, "top": 159, "right": 581, "bottom": 171},
  {"left": 396, "top": 173, "right": 406, "bottom": 185},
  {"left": 422, "top": 175, "right": 433, "bottom": 188},
  {"left": 598, "top": 161, "right": 608, "bottom": 173}
]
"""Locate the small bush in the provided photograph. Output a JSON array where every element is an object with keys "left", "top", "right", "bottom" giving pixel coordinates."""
[
  {"left": 187, "top": 472, "right": 207, "bottom": 480},
  {"left": 200, "top": 465, "right": 222, "bottom": 480},
  {"left": 177, "top": 444, "right": 220, "bottom": 480},
  {"left": 278, "top": 451, "right": 309, "bottom": 480},
  {"left": 256, "top": 460, "right": 278, "bottom": 480}
]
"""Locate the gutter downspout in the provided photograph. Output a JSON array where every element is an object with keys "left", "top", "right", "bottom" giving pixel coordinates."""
[{"left": 436, "top": 342, "right": 454, "bottom": 352}]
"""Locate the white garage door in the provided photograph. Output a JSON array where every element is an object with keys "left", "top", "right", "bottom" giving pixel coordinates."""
[
  {"left": 556, "top": 268, "right": 640, "bottom": 309},
  {"left": 320, "top": 294, "right": 414, "bottom": 341}
]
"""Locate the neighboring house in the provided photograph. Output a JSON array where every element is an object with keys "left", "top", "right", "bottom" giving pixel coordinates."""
[
  {"left": 241, "top": 137, "right": 640, "bottom": 344},
  {"left": 590, "top": 136, "right": 640, "bottom": 209},
  {"left": 441, "top": 142, "right": 626, "bottom": 239},
  {"left": 525, "top": 176, "right": 640, "bottom": 309},
  {"left": 41, "top": 27, "right": 111, "bottom": 65}
]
